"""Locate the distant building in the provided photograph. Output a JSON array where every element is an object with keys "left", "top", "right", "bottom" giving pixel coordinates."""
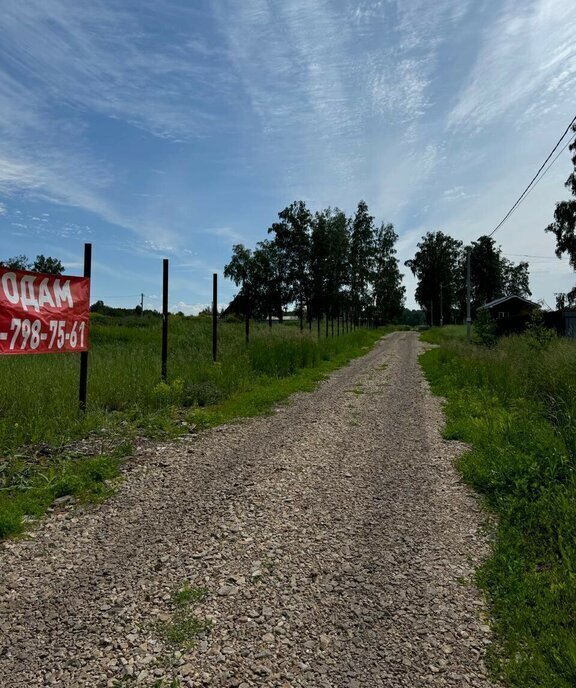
[{"left": 478, "top": 295, "right": 540, "bottom": 335}]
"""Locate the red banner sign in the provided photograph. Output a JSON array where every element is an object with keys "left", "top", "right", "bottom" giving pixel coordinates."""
[{"left": 0, "top": 267, "right": 90, "bottom": 355}]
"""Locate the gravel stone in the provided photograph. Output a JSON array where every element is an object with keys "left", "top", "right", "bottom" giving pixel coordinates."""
[{"left": 0, "top": 332, "right": 498, "bottom": 687}]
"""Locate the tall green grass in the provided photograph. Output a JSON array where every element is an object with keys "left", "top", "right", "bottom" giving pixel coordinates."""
[
  {"left": 420, "top": 328, "right": 576, "bottom": 687},
  {"left": 0, "top": 316, "right": 374, "bottom": 452}
]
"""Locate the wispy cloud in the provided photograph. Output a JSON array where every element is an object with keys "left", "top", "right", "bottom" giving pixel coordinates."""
[
  {"left": 203, "top": 226, "right": 245, "bottom": 243},
  {"left": 0, "top": 202, "right": 6, "bottom": 215},
  {"left": 0, "top": 0, "right": 234, "bottom": 243},
  {"left": 449, "top": 0, "right": 576, "bottom": 130}
]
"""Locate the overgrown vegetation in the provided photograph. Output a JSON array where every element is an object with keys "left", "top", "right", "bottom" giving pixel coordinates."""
[
  {"left": 0, "top": 316, "right": 390, "bottom": 539},
  {"left": 420, "top": 327, "right": 576, "bottom": 687},
  {"left": 0, "top": 444, "right": 130, "bottom": 539}
]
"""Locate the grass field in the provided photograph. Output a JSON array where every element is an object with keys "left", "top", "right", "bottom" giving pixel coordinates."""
[
  {"left": 420, "top": 326, "right": 576, "bottom": 688},
  {"left": 0, "top": 314, "right": 394, "bottom": 538}
]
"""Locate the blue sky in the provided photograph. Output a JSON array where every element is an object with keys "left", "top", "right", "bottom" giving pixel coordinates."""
[{"left": 0, "top": 0, "right": 575, "bottom": 312}]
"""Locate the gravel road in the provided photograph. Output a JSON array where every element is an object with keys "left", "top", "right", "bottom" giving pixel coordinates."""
[{"left": 0, "top": 331, "right": 496, "bottom": 687}]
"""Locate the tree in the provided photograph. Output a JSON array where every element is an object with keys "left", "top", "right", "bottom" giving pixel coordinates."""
[
  {"left": 545, "top": 123, "right": 576, "bottom": 303},
  {"left": 309, "top": 207, "right": 350, "bottom": 323},
  {"left": 268, "top": 201, "right": 312, "bottom": 329},
  {"left": 32, "top": 255, "right": 65, "bottom": 275},
  {"left": 405, "top": 231, "right": 463, "bottom": 325},
  {"left": 455, "top": 236, "right": 531, "bottom": 319},
  {"left": 468, "top": 236, "right": 503, "bottom": 310},
  {"left": 500, "top": 258, "right": 531, "bottom": 297},
  {"left": 252, "top": 240, "right": 286, "bottom": 322},
  {"left": 372, "top": 222, "right": 405, "bottom": 323},
  {"left": 0, "top": 254, "right": 64, "bottom": 274},
  {"left": 349, "top": 201, "right": 375, "bottom": 323},
  {"left": 223, "top": 244, "right": 254, "bottom": 317},
  {"left": 0, "top": 255, "right": 30, "bottom": 270}
]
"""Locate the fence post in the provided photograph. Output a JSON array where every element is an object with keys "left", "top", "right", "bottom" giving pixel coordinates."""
[
  {"left": 244, "top": 282, "right": 250, "bottom": 344},
  {"left": 212, "top": 272, "right": 218, "bottom": 362},
  {"left": 161, "top": 258, "right": 169, "bottom": 382},
  {"left": 79, "top": 242, "right": 92, "bottom": 412}
]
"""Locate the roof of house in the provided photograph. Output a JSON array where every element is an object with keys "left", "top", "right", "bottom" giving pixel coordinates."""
[{"left": 479, "top": 295, "right": 539, "bottom": 310}]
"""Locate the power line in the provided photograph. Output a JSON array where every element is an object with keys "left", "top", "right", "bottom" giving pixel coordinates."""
[
  {"left": 502, "top": 252, "right": 559, "bottom": 260},
  {"left": 488, "top": 113, "right": 576, "bottom": 238},
  {"left": 525, "top": 132, "right": 576, "bottom": 194}
]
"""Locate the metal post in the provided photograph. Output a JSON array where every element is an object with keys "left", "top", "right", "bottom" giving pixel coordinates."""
[
  {"left": 161, "top": 258, "right": 169, "bottom": 382},
  {"left": 140, "top": 292, "right": 144, "bottom": 316},
  {"left": 440, "top": 283, "right": 443, "bottom": 326},
  {"left": 212, "top": 272, "right": 218, "bottom": 362},
  {"left": 466, "top": 247, "right": 472, "bottom": 343},
  {"left": 245, "top": 282, "right": 250, "bottom": 344},
  {"left": 79, "top": 242, "right": 92, "bottom": 412}
]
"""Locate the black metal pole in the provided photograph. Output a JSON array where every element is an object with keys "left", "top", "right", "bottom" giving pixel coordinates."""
[
  {"left": 212, "top": 272, "right": 218, "bottom": 362},
  {"left": 244, "top": 282, "right": 250, "bottom": 344},
  {"left": 79, "top": 242, "right": 92, "bottom": 412},
  {"left": 161, "top": 258, "right": 169, "bottom": 382}
]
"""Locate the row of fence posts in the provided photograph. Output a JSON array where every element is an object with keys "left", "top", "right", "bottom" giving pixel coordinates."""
[
  {"left": 164, "top": 269, "right": 374, "bottom": 377},
  {"left": 78, "top": 250, "right": 375, "bottom": 408}
]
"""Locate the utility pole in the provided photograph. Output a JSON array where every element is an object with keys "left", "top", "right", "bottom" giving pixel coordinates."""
[
  {"left": 466, "top": 247, "right": 472, "bottom": 343},
  {"left": 440, "top": 283, "right": 443, "bottom": 327},
  {"left": 140, "top": 292, "right": 144, "bottom": 316}
]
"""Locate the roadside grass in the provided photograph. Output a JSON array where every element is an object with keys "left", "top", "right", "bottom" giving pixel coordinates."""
[
  {"left": 420, "top": 324, "right": 467, "bottom": 345},
  {"left": 0, "top": 318, "right": 393, "bottom": 538},
  {"left": 420, "top": 327, "right": 576, "bottom": 687},
  {"left": 0, "top": 443, "right": 131, "bottom": 539}
]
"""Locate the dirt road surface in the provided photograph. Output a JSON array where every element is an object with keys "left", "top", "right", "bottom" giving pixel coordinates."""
[{"left": 0, "top": 331, "right": 496, "bottom": 687}]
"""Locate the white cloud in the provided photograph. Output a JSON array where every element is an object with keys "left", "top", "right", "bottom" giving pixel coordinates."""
[
  {"left": 203, "top": 226, "right": 245, "bottom": 243},
  {"left": 172, "top": 301, "right": 210, "bottom": 316},
  {"left": 449, "top": 0, "right": 576, "bottom": 130},
  {"left": 0, "top": 202, "right": 6, "bottom": 215},
  {"left": 0, "top": 0, "right": 233, "bottom": 244}
]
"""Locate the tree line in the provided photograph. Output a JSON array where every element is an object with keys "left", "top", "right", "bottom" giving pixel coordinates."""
[
  {"left": 405, "top": 232, "right": 531, "bottom": 326},
  {"left": 0, "top": 254, "right": 65, "bottom": 275},
  {"left": 224, "top": 200, "right": 406, "bottom": 328}
]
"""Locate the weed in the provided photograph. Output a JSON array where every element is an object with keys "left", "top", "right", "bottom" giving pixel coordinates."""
[
  {"left": 157, "top": 611, "right": 212, "bottom": 649},
  {"left": 171, "top": 582, "right": 207, "bottom": 607}
]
